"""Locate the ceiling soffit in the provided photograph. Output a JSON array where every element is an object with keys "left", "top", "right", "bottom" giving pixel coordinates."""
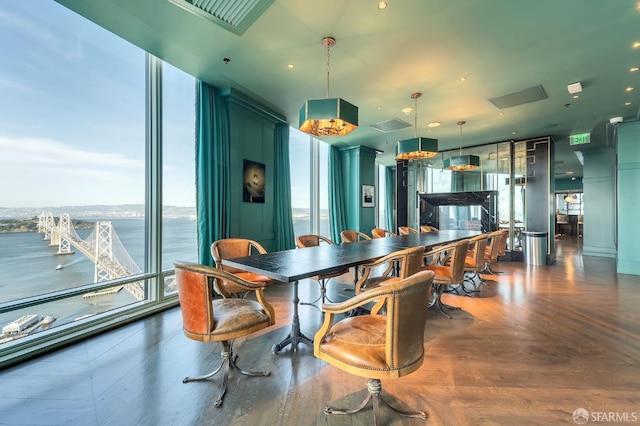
[{"left": 167, "top": 0, "right": 274, "bottom": 35}]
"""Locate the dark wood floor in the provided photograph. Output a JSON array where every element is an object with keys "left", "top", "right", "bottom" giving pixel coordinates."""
[{"left": 1, "top": 238, "right": 639, "bottom": 426}]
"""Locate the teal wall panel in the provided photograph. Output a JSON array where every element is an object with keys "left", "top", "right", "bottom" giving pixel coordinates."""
[
  {"left": 617, "top": 122, "right": 640, "bottom": 274},
  {"left": 555, "top": 177, "right": 583, "bottom": 192},
  {"left": 221, "top": 88, "right": 285, "bottom": 252},
  {"left": 339, "top": 146, "right": 377, "bottom": 234},
  {"left": 582, "top": 147, "right": 616, "bottom": 258}
]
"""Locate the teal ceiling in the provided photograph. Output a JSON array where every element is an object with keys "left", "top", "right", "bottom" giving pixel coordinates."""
[{"left": 56, "top": 0, "right": 640, "bottom": 176}]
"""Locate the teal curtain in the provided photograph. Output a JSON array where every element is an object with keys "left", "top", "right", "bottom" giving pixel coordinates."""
[
  {"left": 272, "top": 123, "right": 295, "bottom": 251},
  {"left": 385, "top": 166, "right": 396, "bottom": 232},
  {"left": 328, "top": 146, "right": 347, "bottom": 243},
  {"left": 196, "top": 81, "right": 230, "bottom": 266}
]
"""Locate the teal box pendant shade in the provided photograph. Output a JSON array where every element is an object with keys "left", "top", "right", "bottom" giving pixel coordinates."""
[
  {"left": 395, "top": 137, "right": 439, "bottom": 160},
  {"left": 299, "top": 98, "right": 358, "bottom": 137},
  {"left": 444, "top": 154, "right": 480, "bottom": 171}
]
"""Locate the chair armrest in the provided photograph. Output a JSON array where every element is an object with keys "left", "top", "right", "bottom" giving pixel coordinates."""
[
  {"left": 250, "top": 241, "right": 268, "bottom": 255},
  {"left": 321, "top": 278, "right": 401, "bottom": 314}
]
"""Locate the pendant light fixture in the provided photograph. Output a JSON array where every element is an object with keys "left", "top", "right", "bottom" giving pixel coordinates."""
[
  {"left": 444, "top": 121, "right": 480, "bottom": 171},
  {"left": 395, "top": 92, "right": 438, "bottom": 160},
  {"left": 299, "top": 37, "right": 358, "bottom": 137}
]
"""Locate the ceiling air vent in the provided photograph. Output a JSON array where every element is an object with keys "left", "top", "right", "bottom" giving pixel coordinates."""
[
  {"left": 168, "top": 0, "right": 274, "bottom": 35},
  {"left": 370, "top": 118, "right": 411, "bottom": 133},
  {"left": 488, "top": 85, "right": 548, "bottom": 110}
]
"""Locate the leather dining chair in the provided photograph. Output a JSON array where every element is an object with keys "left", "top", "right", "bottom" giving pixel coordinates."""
[
  {"left": 211, "top": 238, "right": 271, "bottom": 297},
  {"left": 421, "top": 239, "right": 469, "bottom": 318},
  {"left": 420, "top": 225, "right": 439, "bottom": 233},
  {"left": 314, "top": 270, "right": 434, "bottom": 425},
  {"left": 174, "top": 261, "right": 275, "bottom": 408},
  {"left": 371, "top": 228, "right": 396, "bottom": 238},
  {"left": 460, "top": 233, "right": 489, "bottom": 292},
  {"left": 354, "top": 246, "right": 425, "bottom": 294},
  {"left": 398, "top": 226, "right": 419, "bottom": 235},
  {"left": 340, "top": 230, "right": 372, "bottom": 243},
  {"left": 295, "top": 234, "right": 349, "bottom": 304},
  {"left": 481, "top": 230, "right": 505, "bottom": 275}
]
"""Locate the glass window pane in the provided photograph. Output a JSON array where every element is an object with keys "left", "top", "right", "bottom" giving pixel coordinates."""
[
  {"left": 0, "top": 1, "right": 146, "bottom": 342},
  {"left": 289, "top": 128, "right": 311, "bottom": 237},
  {"left": 161, "top": 62, "right": 197, "bottom": 286},
  {"left": 318, "top": 140, "right": 330, "bottom": 238}
]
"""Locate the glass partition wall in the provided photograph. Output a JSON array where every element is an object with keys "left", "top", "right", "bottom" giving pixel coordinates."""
[{"left": 408, "top": 140, "right": 527, "bottom": 255}]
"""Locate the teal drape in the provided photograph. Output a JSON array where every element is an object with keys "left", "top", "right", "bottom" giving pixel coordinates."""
[
  {"left": 272, "top": 123, "right": 295, "bottom": 251},
  {"left": 196, "top": 81, "right": 230, "bottom": 266},
  {"left": 328, "top": 146, "right": 347, "bottom": 244},
  {"left": 385, "top": 166, "right": 396, "bottom": 232}
]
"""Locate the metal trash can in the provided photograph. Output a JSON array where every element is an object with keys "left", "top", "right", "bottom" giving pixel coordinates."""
[{"left": 522, "top": 231, "right": 547, "bottom": 265}]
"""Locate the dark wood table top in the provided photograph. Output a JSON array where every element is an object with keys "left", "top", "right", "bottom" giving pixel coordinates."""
[{"left": 222, "top": 230, "right": 480, "bottom": 283}]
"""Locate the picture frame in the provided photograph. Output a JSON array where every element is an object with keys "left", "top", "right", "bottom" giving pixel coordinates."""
[
  {"left": 362, "top": 184, "right": 375, "bottom": 207},
  {"left": 243, "top": 159, "right": 266, "bottom": 203}
]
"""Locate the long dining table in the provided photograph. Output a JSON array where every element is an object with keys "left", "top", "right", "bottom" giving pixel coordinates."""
[{"left": 222, "top": 229, "right": 480, "bottom": 353}]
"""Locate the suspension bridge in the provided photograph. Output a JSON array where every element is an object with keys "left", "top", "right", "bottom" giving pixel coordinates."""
[{"left": 37, "top": 212, "right": 145, "bottom": 301}]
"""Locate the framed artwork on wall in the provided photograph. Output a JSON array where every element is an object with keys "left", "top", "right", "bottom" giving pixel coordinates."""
[
  {"left": 362, "top": 184, "right": 375, "bottom": 207},
  {"left": 243, "top": 159, "right": 265, "bottom": 203}
]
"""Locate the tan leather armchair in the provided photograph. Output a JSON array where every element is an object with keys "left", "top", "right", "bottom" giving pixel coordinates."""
[
  {"left": 296, "top": 234, "right": 349, "bottom": 304},
  {"left": 314, "top": 270, "right": 434, "bottom": 424},
  {"left": 461, "top": 233, "right": 489, "bottom": 291},
  {"left": 481, "top": 230, "right": 505, "bottom": 274},
  {"left": 211, "top": 238, "right": 271, "bottom": 297},
  {"left": 420, "top": 225, "right": 439, "bottom": 233},
  {"left": 371, "top": 228, "right": 396, "bottom": 238},
  {"left": 340, "top": 230, "right": 372, "bottom": 243},
  {"left": 398, "top": 226, "right": 419, "bottom": 235},
  {"left": 354, "top": 246, "right": 425, "bottom": 294},
  {"left": 174, "top": 261, "right": 275, "bottom": 408},
  {"left": 421, "top": 239, "right": 469, "bottom": 318}
]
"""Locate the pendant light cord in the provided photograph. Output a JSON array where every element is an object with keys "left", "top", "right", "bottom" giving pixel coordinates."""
[{"left": 326, "top": 42, "right": 330, "bottom": 98}]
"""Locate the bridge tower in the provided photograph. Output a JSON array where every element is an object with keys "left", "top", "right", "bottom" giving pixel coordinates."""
[
  {"left": 37, "top": 212, "right": 46, "bottom": 233},
  {"left": 94, "top": 221, "right": 113, "bottom": 283},
  {"left": 56, "top": 213, "right": 73, "bottom": 255},
  {"left": 43, "top": 212, "right": 55, "bottom": 242}
]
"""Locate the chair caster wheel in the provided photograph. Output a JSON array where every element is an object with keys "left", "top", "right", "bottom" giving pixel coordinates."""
[
  {"left": 214, "top": 399, "right": 223, "bottom": 408},
  {"left": 272, "top": 344, "right": 280, "bottom": 353}
]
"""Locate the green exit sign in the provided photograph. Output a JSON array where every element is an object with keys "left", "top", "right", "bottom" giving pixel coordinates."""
[{"left": 569, "top": 133, "right": 590, "bottom": 146}]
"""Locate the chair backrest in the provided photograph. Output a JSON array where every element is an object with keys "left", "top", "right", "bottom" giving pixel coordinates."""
[
  {"left": 398, "top": 226, "right": 419, "bottom": 235},
  {"left": 174, "top": 261, "right": 274, "bottom": 342},
  {"left": 486, "top": 231, "right": 503, "bottom": 261},
  {"left": 420, "top": 225, "right": 438, "bottom": 233},
  {"left": 383, "top": 271, "right": 434, "bottom": 372},
  {"left": 447, "top": 239, "right": 470, "bottom": 283},
  {"left": 296, "top": 234, "right": 333, "bottom": 248},
  {"left": 397, "top": 246, "right": 426, "bottom": 278},
  {"left": 467, "top": 234, "right": 488, "bottom": 270},
  {"left": 497, "top": 229, "right": 509, "bottom": 257},
  {"left": 340, "top": 230, "right": 371, "bottom": 243},
  {"left": 371, "top": 228, "right": 396, "bottom": 238},
  {"left": 211, "top": 238, "right": 266, "bottom": 274}
]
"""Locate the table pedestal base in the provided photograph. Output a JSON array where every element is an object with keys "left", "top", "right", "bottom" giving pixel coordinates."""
[{"left": 272, "top": 280, "right": 313, "bottom": 353}]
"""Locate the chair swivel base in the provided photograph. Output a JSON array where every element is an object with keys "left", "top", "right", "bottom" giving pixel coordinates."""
[
  {"left": 183, "top": 341, "right": 270, "bottom": 408},
  {"left": 324, "top": 378, "right": 427, "bottom": 426},
  {"left": 429, "top": 286, "right": 460, "bottom": 319}
]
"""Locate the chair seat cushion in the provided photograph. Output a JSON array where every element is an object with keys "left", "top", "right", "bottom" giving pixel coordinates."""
[
  {"left": 318, "top": 315, "right": 388, "bottom": 371},
  {"left": 422, "top": 265, "right": 451, "bottom": 280},
  {"left": 211, "top": 298, "right": 270, "bottom": 337}
]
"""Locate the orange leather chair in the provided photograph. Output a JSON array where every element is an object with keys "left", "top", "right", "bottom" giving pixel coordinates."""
[
  {"left": 340, "top": 230, "right": 372, "bottom": 243},
  {"left": 398, "top": 226, "right": 419, "bottom": 235},
  {"left": 421, "top": 239, "right": 469, "bottom": 318},
  {"left": 420, "top": 225, "right": 439, "bottom": 233},
  {"left": 211, "top": 238, "right": 271, "bottom": 297},
  {"left": 481, "top": 230, "right": 506, "bottom": 274},
  {"left": 460, "top": 233, "right": 489, "bottom": 292},
  {"left": 174, "top": 261, "right": 275, "bottom": 408},
  {"left": 296, "top": 234, "right": 349, "bottom": 303},
  {"left": 354, "top": 246, "right": 425, "bottom": 294},
  {"left": 371, "top": 228, "right": 396, "bottom": 238},
  {"left": 314, "top": 270, "right": 434, "bottom": 424}
]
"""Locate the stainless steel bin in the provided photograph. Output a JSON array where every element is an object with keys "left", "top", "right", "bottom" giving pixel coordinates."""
[{"left": 522, "top": 231, "right": 547, "bottom": 265}]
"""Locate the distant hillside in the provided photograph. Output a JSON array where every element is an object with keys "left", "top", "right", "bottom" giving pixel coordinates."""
[{"left": 0, "top": 205, "right": 196, "bottom": 220}]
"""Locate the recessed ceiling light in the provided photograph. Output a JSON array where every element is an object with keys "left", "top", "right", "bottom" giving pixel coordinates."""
[
  {"left": 377, "top": 1, "right": 388, "bottom": 10},
  {"left": 626, "top": 102, "right": 633, "bottom": 106},
  {"left": 630, "top": 67, "right": 640, "bottom": 72},
  {"left": 427, "top": 121, "right": 441, "bottom": 128},
  {"left": 402, "top": 107, "right": 413, "bottom": 115},
  {"left": 498, "top": 112, "right": 504, "bottom": 116},
  {"left": 511, "top": 131, "right": 516, "bottom": 135},
  {"left": 459, "top": 77, "right": 467, "bottom": 82},
  {"left": 287, "top": 64, "right": 294, "bottom": 69},
  {"left": 633, "top": 41, "right": 640, "bottom": 49},
  {"left": 571, "top": 177, "right": 576, "bottom": 181},
  {"left": 376, "top": 106, "right": 382, "bottom": 110},
  {"left": 572, "top": 95, "right": 580, "bottom": 99},
  {"left": 626, "top": 87, "right": 635, "bottom": 92}
]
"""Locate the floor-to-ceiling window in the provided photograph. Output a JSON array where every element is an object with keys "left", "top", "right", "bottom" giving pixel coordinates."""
[{"left": 0, "top": 2, "right": 195, "bottom": 366}]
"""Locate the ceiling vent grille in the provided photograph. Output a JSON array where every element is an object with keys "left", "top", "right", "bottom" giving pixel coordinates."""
[
  {"left": 168, "top": 0, "right": 274, "bottom": 35},
  {"left": 370, "top": 118, "right": 412, "bottom": 133},
  {"left": 488, "top": 85, "right": 548, "bottom": 110}
]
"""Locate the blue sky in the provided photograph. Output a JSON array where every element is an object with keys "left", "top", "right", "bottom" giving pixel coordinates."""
[{"left": 0, "top": 1, "right": 195, "bottom": 208}]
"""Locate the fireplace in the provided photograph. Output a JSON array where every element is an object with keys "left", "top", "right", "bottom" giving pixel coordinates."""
[{"left": 418, "top": 191, "right": 498, "bottom": 233}]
